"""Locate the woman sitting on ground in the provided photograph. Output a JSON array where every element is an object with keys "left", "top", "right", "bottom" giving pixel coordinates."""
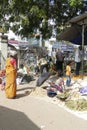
[{"left": 48, "top": 71, "right": 64, "bottom": 93}]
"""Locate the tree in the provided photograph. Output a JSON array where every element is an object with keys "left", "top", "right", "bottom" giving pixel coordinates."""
[{"left": 0, "top": 0, "right": 86, "bottom": 39}]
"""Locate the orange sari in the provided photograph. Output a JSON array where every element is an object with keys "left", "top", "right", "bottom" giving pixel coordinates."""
[{"left": 5, "top": 57, "right": 17, "bottom": 99}]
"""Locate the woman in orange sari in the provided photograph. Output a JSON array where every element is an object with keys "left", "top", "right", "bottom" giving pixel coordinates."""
[{"left": 5, "top": 51, "right": 17, "bottom": 99}]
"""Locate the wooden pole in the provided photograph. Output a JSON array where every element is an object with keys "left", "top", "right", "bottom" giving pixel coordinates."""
[{"left": 82, "top": 22, "right": 85, "bottom": 79}]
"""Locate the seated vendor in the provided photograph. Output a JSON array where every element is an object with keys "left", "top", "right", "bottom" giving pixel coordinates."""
[
  {"left": 38, "top": 56, "right": 49, "bottom": 74},
  {"left": 17, "top": 64, "right": 32, "bottom": 83},
  {"left": 48, "top": 71, "right": 64, "bottom": 92},
  {"left": 17, "top": 64, "right": 24, "bottom": 76}
]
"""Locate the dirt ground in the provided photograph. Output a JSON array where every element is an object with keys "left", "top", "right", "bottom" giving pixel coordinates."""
[{"left": 0, "top": 74, "right": 87, "bottom": 130}]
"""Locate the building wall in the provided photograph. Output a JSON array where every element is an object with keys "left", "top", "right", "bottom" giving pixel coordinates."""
[{"left": 0, "top": 34, "right": 8, "bottom": 69}]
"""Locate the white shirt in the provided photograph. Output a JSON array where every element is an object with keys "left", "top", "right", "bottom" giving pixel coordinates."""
[
  {"left": 51, "top": 51, "right": 56, "bottom": 58},
  {"left": 17, "top": 68, "right": 24, "bottom": 74},
  {"left": 75, "top": 48, "right": 82, "bottom": 62},
  {"left": 23, "top": 66, "right": 27, "bottom": 74},
  {"left": 51, "top": 51, "right": 56, "bottom": 63}
]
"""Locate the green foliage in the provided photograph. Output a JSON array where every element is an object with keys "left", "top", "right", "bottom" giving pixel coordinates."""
[
  {"left": 0, "top": 0, "right": 86, "bottom": 38},
  {"left": 57, "top": 91, "right": 70, "bottom": 101},
  {"left": 69, "top": 0, "right": 82, "bottom": 7},
  {"left": 65, "top": 99, "right": 87, "bottom": 111}
]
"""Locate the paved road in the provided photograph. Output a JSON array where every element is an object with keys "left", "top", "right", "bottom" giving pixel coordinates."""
[{"left": 0, "top": 84, "right": 87, "bottom": 130}]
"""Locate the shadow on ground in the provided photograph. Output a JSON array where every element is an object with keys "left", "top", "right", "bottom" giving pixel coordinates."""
[
  {"left": 0, "top": 106, "right": 40, "bottom": 130},
  {"left": 17, "top": 86, "right": 35, "bottom": 92}
]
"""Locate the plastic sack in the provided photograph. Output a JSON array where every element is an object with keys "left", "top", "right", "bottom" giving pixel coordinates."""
[{"left": 79, "top": 87, "right": 87, "bottom": 94}]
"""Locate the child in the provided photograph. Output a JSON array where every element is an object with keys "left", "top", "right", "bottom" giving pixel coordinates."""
[{"left": 66, "top": 61, "right": 71, "bottom": 87}]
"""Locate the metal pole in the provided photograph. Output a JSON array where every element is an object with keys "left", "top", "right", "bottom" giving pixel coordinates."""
[
  {"left": 39, "top": 33, "right": 42, "bottom": 47},
  {"left": 82, "top": 22, "right": 85, "bottom": 79}
]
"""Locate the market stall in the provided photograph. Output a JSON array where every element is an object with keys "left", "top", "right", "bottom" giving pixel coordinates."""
[{"left": 58, "top": 13, "right": 87, "bottom": 78}]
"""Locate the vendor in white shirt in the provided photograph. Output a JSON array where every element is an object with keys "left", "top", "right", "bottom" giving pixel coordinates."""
[
  {"left": 17, "top": 64, "right": 30, "bottom": 83},
  {"left": 74, "top": 45, "right": 82, "bottom": 76},
  {"left": 17, "top": 64, "right": 27, "bottom": 75}
]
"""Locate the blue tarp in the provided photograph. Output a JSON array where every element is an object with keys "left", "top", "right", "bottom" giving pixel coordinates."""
[
  {"left": 70, "top": 31, "right": 87, "bottom": 45},
  {"left": 70, "top": 35, "right": 82, "bottom": 45}
]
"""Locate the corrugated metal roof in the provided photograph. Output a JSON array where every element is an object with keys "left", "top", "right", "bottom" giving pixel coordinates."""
[
  {"left": 58, "top": 25, "right": 82, "bottom": 41},
  {"left": 58, "top": 13, "right": 87, "bottom": 45},
  {"left": 67, "top": 13, "right": 87, "bottom": 25}
]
